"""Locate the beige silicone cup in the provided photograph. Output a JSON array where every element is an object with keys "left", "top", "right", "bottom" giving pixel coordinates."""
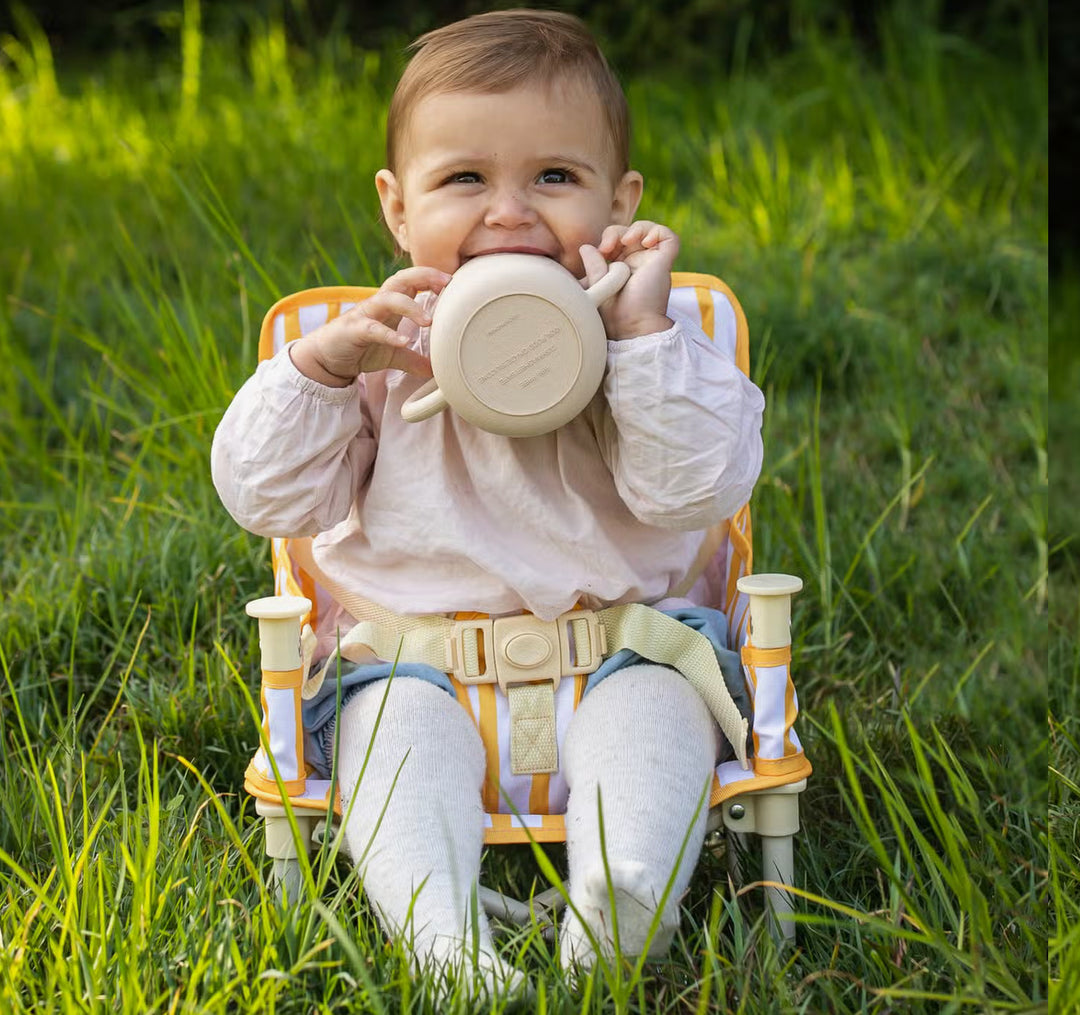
[{"left": 401, "top": 253, "right": 630, "bottom": 437}]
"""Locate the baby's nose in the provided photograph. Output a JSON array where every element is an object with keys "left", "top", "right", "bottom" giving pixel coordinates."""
[{"left": 483, "top": 189, "right": 538, "bottom": 228}]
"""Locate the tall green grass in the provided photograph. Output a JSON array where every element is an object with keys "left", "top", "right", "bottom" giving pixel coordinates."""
[
  {"left": 1, "top": 3, "right": 1048, "bottom": 1011},
  {"left": 1048, "top": 258, "right": 1077, "bottom": 1013}
]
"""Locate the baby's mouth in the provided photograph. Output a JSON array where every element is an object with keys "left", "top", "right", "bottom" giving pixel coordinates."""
[{"left": 461, "top": 247, "right": 558, "bottom": 263}]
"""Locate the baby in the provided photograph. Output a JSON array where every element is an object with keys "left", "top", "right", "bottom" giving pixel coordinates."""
[{"left": 212, "top": 8, "right": 764, "bottom": 997}]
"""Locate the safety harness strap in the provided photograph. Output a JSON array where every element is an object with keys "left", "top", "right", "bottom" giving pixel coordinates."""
[
  {"left": 337, "top": 618, "right": 451, "bottom": 671},
  {"left": 290, "top": 538, "right": 749, "bottom": 775},
  {"left": 599, "top": 603, "right": 749, "bottom": 768},
  {"left": 506, "top": 682, "right": 559, "bottom": 775}
]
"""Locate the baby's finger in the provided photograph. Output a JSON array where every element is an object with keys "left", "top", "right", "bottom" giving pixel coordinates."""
[
  {"left": 329, "top": 313, "right": 411, "bottom": 353},
  {"left": 362, "top": 289, "right": 432, "bottom": 330},
  {"left": 384, "top": 344, "right": 433, "bottom": 378},
  {"left": 640, "top": 223, "right": 678, "bottom": 250},
  {"left": 612, "top": 220, "right": 663, "bottom": 255},
  {"left": 380, "top": 265, "right": 453, "bottom": 297},
  {"left": 595, "top": 224, "right": 629, "bottom": 259},
  {"left": 618, "top": 220, "right": 649, "bottom": 246},
  {"left": 578, "top": 243, "right": 609, "bottom": 287}
]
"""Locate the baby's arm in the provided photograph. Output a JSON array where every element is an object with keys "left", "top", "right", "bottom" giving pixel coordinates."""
[
  {"left": 211, "top": 354, "right": 370, "bottom": 537},
  {"left": 582, "top": 223, "right": 765, "bottom": 530},
  {"left": 211, "top": 267, "right": 450, "bottom": 537}
]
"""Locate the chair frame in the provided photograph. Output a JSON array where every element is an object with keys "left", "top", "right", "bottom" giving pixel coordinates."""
[{"left": 241, "top": 272, "right": 811, "bottom": 944}]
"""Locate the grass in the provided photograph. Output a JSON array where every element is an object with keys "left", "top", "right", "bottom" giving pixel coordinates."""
[
  {"left": 0, "top": 2, "right": 1048, "bottom": 1011},
  {"left": 1048, "top": 255, "right": 1077, "bottom": 1013}
]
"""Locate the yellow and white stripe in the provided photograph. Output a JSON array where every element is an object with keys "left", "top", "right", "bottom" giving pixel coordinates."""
[
  {"left": 741, "top": 643, "right": 807, "bottom": 774},
  {"left": 245, "top": 772, "right": 341, "bottom": 814},
  {"left": 448, "top": 671, "right": 585, "bottom": 842}
]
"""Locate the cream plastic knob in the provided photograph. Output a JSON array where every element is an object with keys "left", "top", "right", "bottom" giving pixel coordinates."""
[
  {"left": 246, "top": 595, "right": 311, "bottom": 670},
  {"left": 736, "top": 574, "right": 802, "bottom": 649}
]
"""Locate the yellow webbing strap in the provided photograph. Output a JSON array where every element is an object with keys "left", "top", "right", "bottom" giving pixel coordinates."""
[
  {"left": 741, "top": 644, "right": 792, "bottom": 667},
  {"left": 506, "top": 682, "right": 559, "bottom": 775},
  {"left": 597, "top": 603, "right": 749, "bottom": 769}
]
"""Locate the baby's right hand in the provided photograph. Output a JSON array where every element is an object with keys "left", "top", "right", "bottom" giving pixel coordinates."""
[{"left": 289, "top": 266, "right": 451, "bottom": 387}]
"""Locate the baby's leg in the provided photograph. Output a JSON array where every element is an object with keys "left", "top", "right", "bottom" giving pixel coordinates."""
[
  {"left": 335, "top": 677, "right": 514, "bottom": 992},
  {"left": 560, "top": 663, "right": 719, "bottom": 968}
]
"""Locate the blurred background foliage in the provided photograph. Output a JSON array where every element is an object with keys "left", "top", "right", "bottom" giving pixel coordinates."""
[
  {"left": 1046, "top": 0, "right": 1076, "bottom": 559},
  {"left": 2, "top": 0, "right": 1047, "bottom": 73}
]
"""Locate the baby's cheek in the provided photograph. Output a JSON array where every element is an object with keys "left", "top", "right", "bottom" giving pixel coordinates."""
[{"left": 560, "top": 250, "right": 588, "bottom": 280}]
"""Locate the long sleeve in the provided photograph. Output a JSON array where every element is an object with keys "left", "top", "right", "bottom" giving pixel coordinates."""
[
  {"left": 591, "top": 310, "right": 764, "bottom": 531},
  {"left": 210, "top": 349, "right": 378, "bottom": 537}
]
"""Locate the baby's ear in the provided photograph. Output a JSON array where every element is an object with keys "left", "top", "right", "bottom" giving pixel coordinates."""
[
  {"left": 375, "top": 170, "right": 409, "bottom": 251},
  {"left": 611, "top": 170, "right": 643, "bottom": 226}
]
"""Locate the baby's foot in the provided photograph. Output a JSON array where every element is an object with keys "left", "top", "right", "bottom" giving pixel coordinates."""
[
  {"left": 558, "top": 860, "right": 678, "bottom": 970},
  {"left": 421, "top": 938, "right": 531, "bottom": 1007}
]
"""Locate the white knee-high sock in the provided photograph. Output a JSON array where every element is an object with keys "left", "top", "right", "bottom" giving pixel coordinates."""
[
  {"left": 335, "top": 677, "right": 506, "bottom": 985},
  {"left": 560, "top": 664, "right": 720, "bottom": 967}
]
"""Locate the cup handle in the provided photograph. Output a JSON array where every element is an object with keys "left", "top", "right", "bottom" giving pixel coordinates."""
[
  {"left": 401, "top": 377, "right": 449, "bottom": 422},
  {"left": 584, "top": 260, "right": 631, "bottom": 307}
]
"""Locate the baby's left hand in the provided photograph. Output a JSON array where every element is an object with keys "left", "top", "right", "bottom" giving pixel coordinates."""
[{"left": 580, "top": 221, "right": 679, "bottom": 340}]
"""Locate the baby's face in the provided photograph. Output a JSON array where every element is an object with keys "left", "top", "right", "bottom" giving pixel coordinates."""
[{"left": 377, "top": 81, "right": 641, "bottom": 279}]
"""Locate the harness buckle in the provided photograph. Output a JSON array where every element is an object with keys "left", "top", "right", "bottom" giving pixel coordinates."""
[{"left": 446, "top": 610, "right": 608, "bottom": 693}]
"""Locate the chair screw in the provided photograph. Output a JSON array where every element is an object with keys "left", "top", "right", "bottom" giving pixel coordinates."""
[
  {"left": 729, "top": 803, "right": 746, "bottom": 820},
  {"left": 704, "top": 829, "right": 727, "bottom": 856}
]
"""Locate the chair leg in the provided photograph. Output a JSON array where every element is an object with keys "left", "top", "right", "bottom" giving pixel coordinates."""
[
  {"left": 479, "top": 885, "right": 534, "bottom": 925},
  {"left": 761, "top": 833, "right": 796, "bottom": 943},
  {"left": 271, "top": 856, "right": 305, "bottom": 905},
  {"left": 257, "top": 803, "right": 315, "bottom": 905},
  {"left": 719, "top": 783, "right": 805, "bottom": 944},
  {"left": 479, "top": 884, "right": 566, "bottom": 940}
]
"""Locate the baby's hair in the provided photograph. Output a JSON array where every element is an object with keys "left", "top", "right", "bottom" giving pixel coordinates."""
[{"left": 386, "top": 9, "right": 630, "bottom": 177}]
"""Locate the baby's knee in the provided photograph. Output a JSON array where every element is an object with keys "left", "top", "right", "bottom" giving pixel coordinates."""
[
  {"left": 339, "top": 676, "right": 484, "bottom": 777},
  {"left": 565, "top": 663, "right": 720, "bottom": 768}
]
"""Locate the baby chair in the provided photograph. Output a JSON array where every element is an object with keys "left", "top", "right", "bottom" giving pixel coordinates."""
[{"left": 240, "top": 271, "right": 812, "bottom": 943}]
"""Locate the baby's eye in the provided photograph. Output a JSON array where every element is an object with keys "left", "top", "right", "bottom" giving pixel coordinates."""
[
  {"left": 447, "top": 171, "right": 482, "bottom": 185},
  {"left": 538, "top": 168, "right": 575, "bottom": 184}
]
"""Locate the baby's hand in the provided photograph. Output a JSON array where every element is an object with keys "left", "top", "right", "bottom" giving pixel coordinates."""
[
  {"left": 581, "top": 221, "right": 679, "bottom": 341},
  {"left": 289, "top": 266, "right": 451, "bottom": 386}
]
